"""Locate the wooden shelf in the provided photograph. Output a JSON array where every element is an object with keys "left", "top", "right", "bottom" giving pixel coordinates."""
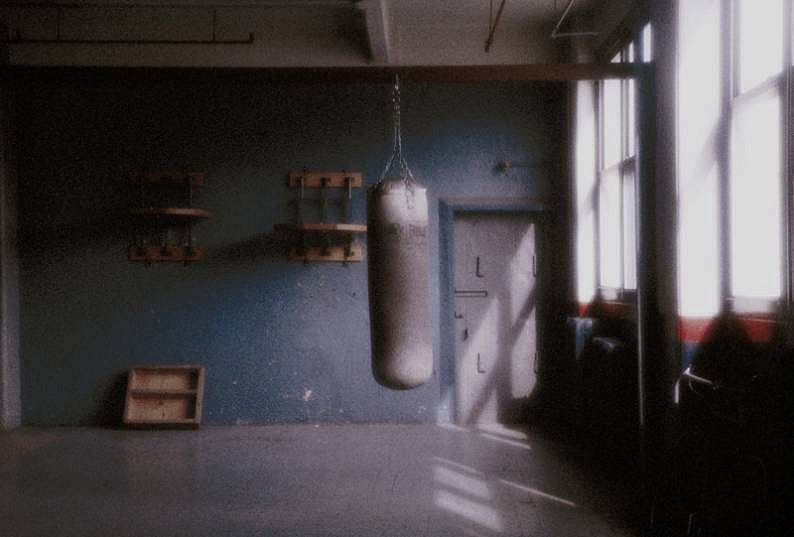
[
  {"left": 288, "top": 171, "right": 363, "bottom": 189},
  {"left": 129, "top": 171, "right": 206, "bottom": 187},
  {"left": 128, "top": 170, "right": 211, "bottom": 264},
  {"left": 129, "top": 388, "right": 198, "bottom": 396},
  {"left": 275, "top": 222, "right": 367, "bottom": 233},
  {"left": 288, "top": 244, "right": 364, "bottom": 262},
  {"left": 128, "top": 245, "right": 204, "bottom": 263},
  {"left": 129, "top": 207, "right": 212, "bottom": 222},
  {"left": 281, "top": 169, "right": 365, "bottom": 263},
  {"left": 124, "top": 365, "right": 205, "bottom": 428}
]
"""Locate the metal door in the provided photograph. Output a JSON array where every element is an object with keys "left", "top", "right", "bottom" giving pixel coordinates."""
[{"left": 453, "top": 213, "right": 538, "bottom": 424}]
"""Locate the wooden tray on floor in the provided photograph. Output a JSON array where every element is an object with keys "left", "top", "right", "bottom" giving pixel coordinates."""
[{"left": 123, "top": 365, "right": 205, "bottom": 429}]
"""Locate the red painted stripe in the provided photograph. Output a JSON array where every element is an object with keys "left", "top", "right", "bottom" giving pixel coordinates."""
[
  {"left": 576, "top": 301, "right": 636, "bottom": 319},
  {"left": 677, "top": 317, "right": 714, "bottom": 343},
  {"left": 678, "top": 316, "right": 781, "bottom": 344},
  {"left": 573, "top": 306, "right": 782, "bottom": 344}
]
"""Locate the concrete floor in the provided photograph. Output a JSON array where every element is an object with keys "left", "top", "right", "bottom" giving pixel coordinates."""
[{"left": 1, "top": 424, "right": 637, "bottom": 537}]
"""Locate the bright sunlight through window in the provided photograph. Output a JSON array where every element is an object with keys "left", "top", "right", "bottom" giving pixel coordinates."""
[{"left": 738, "top": 0, "right": 783, "bottom": 93}]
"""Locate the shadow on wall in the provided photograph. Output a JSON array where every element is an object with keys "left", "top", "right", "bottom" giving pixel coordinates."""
[{"left": 91, "top": 371, "right": 128, "bottom": 427}]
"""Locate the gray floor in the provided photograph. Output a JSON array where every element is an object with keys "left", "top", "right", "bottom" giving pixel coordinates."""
[{"left": 1, "top": 424, "right": 636, "bottom": 537}]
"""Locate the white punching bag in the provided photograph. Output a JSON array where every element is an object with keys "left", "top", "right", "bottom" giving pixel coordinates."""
[
  {"left": 368, "top": 76, "right": 433, "bottom": 389},
  {"left": 368, "top": 178, "right": 432, "bottom": 389}
]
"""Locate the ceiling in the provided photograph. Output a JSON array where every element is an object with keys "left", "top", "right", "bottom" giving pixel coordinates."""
[
  {"left": 0, "top": 0, "right": 609, "bottom": 68},
  {"left": 389, "top": 0, "right": 600, "bottom": 28}
]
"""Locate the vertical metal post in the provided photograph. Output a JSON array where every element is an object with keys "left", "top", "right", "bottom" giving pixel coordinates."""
[
  {"left": 344, "top": 175, "right": 353, "bottom": 223},
  {"left": 320, "top": 176, "right": 329, "bottom": 223},
  {"left": 718, "top": 0, "right": 735, "bottom": 312},
  {"left": 297, "top": 175, "right": 305, "bottom": 224},
  {"left": 187, "top": 174, "right": 193, "bottom": 208},
  {"left": 782, "top": 0, "right": 792, "bottom": 332},
  {"left": 645, "top": 2, "right": 682, "bottom": 531},
  {"left": 635, "top": 64, "right": 652, "bottom": 529},
  {"left": 594, "top": 81, "right": 603, "bottom": 294}
]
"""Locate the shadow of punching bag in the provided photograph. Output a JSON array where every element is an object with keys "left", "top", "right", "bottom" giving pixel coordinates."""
[{"left": 367, "top": 76, "right": 433, "bottom": 389}]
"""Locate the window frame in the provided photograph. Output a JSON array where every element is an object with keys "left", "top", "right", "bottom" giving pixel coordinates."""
[
  {"left": 594, "top": 31, "right": 649, "bottom": 302},
  {"left": 722, "top": 0, "right": 791, "bottom": 315}
]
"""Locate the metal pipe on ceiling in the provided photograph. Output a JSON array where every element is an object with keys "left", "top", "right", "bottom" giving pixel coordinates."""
[
  {"left": 2, "top": 1, "right": 355, "bottom": 8},
  {"left": 550, "top": 0, "right": 598, "bottom": 39},
  {"left": 1, "top": 0, "right": 357, "bottom": 46},
  {"left": 484, "top": 0, "right": 508, "bottom": 53}
]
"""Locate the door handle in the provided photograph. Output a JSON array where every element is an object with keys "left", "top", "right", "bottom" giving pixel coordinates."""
[
  {"left": 476, "top": 256, "right": 484, "bottom": 278},
  {"left": 477, "top": 353, "right": 486, "bottom": 374}
]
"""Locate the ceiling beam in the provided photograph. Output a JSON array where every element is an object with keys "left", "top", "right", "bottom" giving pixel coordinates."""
[
  {"left": 358, "top": 0, "right": 392, "bottom": 64},
  {"left": 0, "top": 63, "right": 644, "bottom": 83}
]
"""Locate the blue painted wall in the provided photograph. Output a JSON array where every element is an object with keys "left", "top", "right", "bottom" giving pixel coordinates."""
[{"left": 12, "top": 77, "right": 567, "bottom": 425}]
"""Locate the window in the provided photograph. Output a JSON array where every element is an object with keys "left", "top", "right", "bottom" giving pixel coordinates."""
[
  {"left": 677, "top": 0, "right": 722, "bottom": 317},
  {"left": 574, "top": 79, "right": 598, "bottom": 304},
  {"left": 677, "top": 0, "right": 789, "bottom": 316},
  {"left": 596, "top": 40, "right": 643, "bottom": 297},
  {"left": 574, "top": 23, "right": 651, "bottom": 305},
  {"left": 730, "top": 0, "right": 785, "bottom": 304},
  {"left": 642, "top": 23, "right": 652, "bottom": 64},
  {"left": 736, "top": 0, "right": 783, "bottom": 94}
]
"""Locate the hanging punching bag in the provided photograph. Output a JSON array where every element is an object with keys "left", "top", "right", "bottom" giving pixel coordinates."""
[
  {"left": 368, "top": 76, "right": 433, "bottom": 389},
  {"left": 368, "top": 178, "right": 433, "bottom": 389}
]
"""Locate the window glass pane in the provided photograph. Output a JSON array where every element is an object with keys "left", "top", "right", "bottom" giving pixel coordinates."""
[
  {"left": 738, "top": 0, "right": 783, "bottom": 93},
  {"left": 678, "top": 0, "right": 721, "bottom": 317},
  {"left": 622, "top": 166, "right": 637, "bottom": 290},
  {"left": 642, "top": 23, "right": 652, "bottom": 63},
  {"left": 575, "top": 81, "right": 598, "bottom": 303},
  {"left": 730, "top": 87, "right": 782, "bottom": 299},
  {"left": 627, "top": 78, "right": 636, "bottom": 157},
  {"left": 599, "top": 166, "right": 621, "bottom": 289},
  {"left": 602, "top": 80, "right": 621, "bottom": 168}
]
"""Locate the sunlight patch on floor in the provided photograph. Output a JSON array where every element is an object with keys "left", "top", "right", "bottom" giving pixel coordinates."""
[
  {"left": 478, "top": 432, "right": 532, "bottom": 451},
  {"left": 435, "top": 489, "right": 504, "bottom": 533},
  {"left": 432, "top": 455, "right": 483, "bottom": 476},
  {"left": 498, "top": 478, "right": 578, "bottom": 507}
]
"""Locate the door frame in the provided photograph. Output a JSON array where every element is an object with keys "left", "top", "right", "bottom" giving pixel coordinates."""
[{"left": 438, "top": 197, "right": 551, "bottom": 424}]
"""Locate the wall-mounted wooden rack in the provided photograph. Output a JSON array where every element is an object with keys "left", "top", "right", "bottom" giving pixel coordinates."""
[
  {"left": 288, "top": 171, "right": 363, "bottom": 189},
  {"left": 128, "top": 170, "right": 211, "bottom": 263},
  {"left": 129, "top": 171, "right": 206, "bottom": 187},
  {"left": 276, "top": 170, "right": 366, "bottom": 263},
  {"left": 276, "top": 223, "right": 367, "bottom": 233},
  {"left": 274, "top": 223, "right": 367, "bottom": 262},
  {"left": 129, "top": 207, "right": 212, "bottom": 221},
  {"left": 128, "top": 245, "right": 205, "bottom": 263},
  {"left": 123, "top": 364, "right": 205, "bottom": 429}
]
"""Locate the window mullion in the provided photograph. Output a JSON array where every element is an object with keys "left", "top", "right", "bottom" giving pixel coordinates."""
[
  {"left": 783, "top": 1, "right": 793, "bottom": 314},
  {"left": 720, "top": 0, "right": 735, "bottom": 310},
  {"left": 595, "top": 80, "right": 603, "bottom": 292},
  {"left": 620, "top": 49, "right": 627, "bottom": 294}
]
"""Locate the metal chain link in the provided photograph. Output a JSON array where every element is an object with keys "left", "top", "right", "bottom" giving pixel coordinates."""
[{"left": 378, "top": 74, "right": 416, "bottom": 187}]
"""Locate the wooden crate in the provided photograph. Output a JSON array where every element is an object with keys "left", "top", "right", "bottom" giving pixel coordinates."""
[{"left": 123, "top": 365, "right": 205, "bottom": 428}]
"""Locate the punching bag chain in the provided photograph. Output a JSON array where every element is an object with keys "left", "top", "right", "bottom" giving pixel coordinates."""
[
  {"left": 378, "top": 74, "right": 415, "bottom": 189},
  {"left": 368, "top": 74, "right": 432, "bottom": 390}
]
